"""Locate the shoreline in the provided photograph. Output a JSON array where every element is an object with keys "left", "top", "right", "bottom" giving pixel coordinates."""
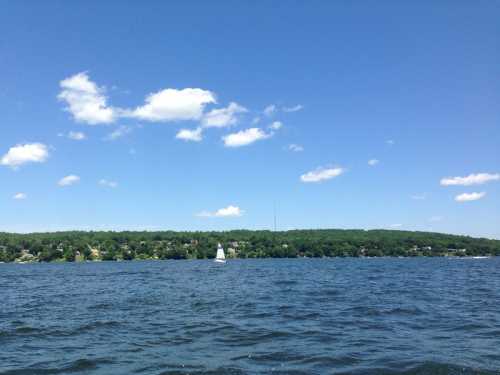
[
  {"left": 2, "top": 254, "right": 496, "bottom": 265},
  {"left": 2, "top": 229, "right": 499, "bottom": 263}
]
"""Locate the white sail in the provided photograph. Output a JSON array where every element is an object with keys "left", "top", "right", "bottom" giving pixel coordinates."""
[{"left": 215, "top": 243, "right": 226, "bottom": 262}]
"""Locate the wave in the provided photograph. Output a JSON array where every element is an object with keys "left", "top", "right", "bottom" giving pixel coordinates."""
[
  {"left": 215, "top": 328, "right": 295, "bottom": 346},
  {"left": 274, "top": 280, "right": 299, "bottom": 286},
  {"left": 158, "top": 368, "right": 245, "bottom": 375},
  {"left": 0, "top": 320, "right": 122, "bottom": 342},
  {"left": 77, "top": 320, "right": 121, "bottom": 333},
  {"left": 0, "top": 358, "right": 114, "bottom": 375},
  {"left": 335, "top": 362, "right": 500, "bottom": 375}
]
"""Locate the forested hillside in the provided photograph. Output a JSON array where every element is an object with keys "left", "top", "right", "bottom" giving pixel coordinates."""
[{"left": 0, "top": 229, "right": 498, "bottom": 262}]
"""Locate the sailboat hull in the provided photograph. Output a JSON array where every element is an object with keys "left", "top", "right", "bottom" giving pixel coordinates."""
[{"left": 214, "top": 259, "right": 226, "bottom": 263}]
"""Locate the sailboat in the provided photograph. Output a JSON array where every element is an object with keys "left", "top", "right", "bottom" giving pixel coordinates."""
[{"left": 214, "top": 243, "right": 226, "bottom": 263}]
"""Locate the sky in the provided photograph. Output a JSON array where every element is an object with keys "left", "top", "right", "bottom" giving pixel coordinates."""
[{"left": 0, "top": 1, "right": 499, "bottom": 238}]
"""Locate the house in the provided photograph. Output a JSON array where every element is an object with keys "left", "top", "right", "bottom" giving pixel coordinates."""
[
  {"left": 447, "top": 248, "right": 466, "bottom": 254},
  {"left": 86, "top": 244, "right": 100, "bottom": 259}
]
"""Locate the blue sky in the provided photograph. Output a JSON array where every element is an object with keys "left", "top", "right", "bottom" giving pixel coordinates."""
[{"left": 1, "top": 1, "right": 499, "bottom": 238}]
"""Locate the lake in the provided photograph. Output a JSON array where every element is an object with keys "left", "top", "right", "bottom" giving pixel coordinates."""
[{"left": 1, "top": 258, "right": 499, "bottom": 374}]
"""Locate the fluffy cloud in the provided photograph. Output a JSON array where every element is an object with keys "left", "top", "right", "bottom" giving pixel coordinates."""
[
  {"left": 13, "top": 193, "right": 27, "bottom": 200},
  {"left": 59, "top": 73, "right": 220, "bottom": 125},
  {"left": 368, "top": 159, "right": 379, "bottom": 166},
  {"left": 222, "top": 128, "right": 272, "bottom": 147},
  {"left": 196, "top": 205, "right": 244, "bottom": 218},
  {"left": 58, "top": 72, "right": 115, "bottom": 125},
  {"left": 263, "top": 104, "right": 276, "bottom": 117},
  {"left": 99, "top": 179, "right": 118, "bottom": 188},
  {"left": 68, "top": 131, "right": 86, "bottom": 140},
  {"left": 130, "top": 88, "right": 215, "bottom": 122},
  {"left": 440, "top": 173, "right": 499, "bottom": 186},
  {"left": 202, "top": 102, "right": 247, "bottom": 128},
  {"left": 288, "top": 144, "right": 304, "bottom": 152},
  {"left": 58, "top": 175, "right": 80, "bottom": 187},
  {"left": 176, "top": 127, "right": 203, "bottom": 142},
  {"left": 1, "top": 143, "right": 49, "bottom": 168},
  {"left": 282, "top": 104, "right": 303, "bottom": 112},
  {"left": 455, "top": 192, "right": 486, "bottom": 202},
  {"left": 269, "top": 121, "right": 282, "bottom": 130},
  {"left": 300, "top": 166, "right": 344, "bottom": 183},
  {"left": 105, "top": 125, "right": 132, "bottom": 141}
]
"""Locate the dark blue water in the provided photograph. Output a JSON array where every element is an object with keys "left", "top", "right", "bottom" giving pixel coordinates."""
[{"left": 1, "top": 258, "right": 500, "bottom": 375}]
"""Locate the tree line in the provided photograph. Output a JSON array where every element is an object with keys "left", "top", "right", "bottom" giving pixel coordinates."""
[{"left": 0, "top": 229, "right": 499, "bottom": 263}]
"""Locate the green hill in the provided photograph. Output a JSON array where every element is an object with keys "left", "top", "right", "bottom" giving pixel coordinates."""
[{"left": 0, "top": 229, "right": 498, "bottom": 262}]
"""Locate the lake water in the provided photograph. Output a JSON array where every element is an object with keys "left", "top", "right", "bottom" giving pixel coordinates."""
[{"left": 1, "top": 258, "right": 499, "bottom": 375}]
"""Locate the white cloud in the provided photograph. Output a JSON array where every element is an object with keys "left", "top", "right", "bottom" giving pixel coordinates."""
[
  {"left": 176, "top": 127, "right": 203, "bottom": 142},
  {"left": 455, "top": 192, "right": 486, "bottom": 202},
  {"left": 390, "top": 223, "right": 403, "bottom": 228},
  {"left": 58, "top": 72, "right": 115, "bottom": 125},
  {"left": 440, "top": 173, "right": 499, "bottom": 186},
  {"left": 68, "top": 131, "right": 86, "bottom": 140},
  {"left": 99, "top": 179, "right": 118, "bottom": 188},
  {"left": 300, "top": 166, "right": 344, "bottom": 183},
  {"left": 222, "top": 128, "right": 272, "bottom": 147},
  {"left": 269, "top": 121, "right": 283, "bottom": 130},
  {"left": 288, "top": 144, "right": 304, "bottom": 152},
  {"left": 58, "top": 175, "right": 80, "bottom": 187},
  {"left": 282, "top": 104, "right": 303, "bottom": 112},
  {"left": 105, "top": 125, "right": 132, "bottom": 141},
  {"left": 386, "top": 140, "right": 395, "bottom": 145},
  {"left": 368, "top": 159, "right": 379, "bottom": 166},
  {"left": 263, "top": 104, "right": 276, "bottom": 117},
  {"left": 1, "top": 143, "right": 49, "bottom": 168},
  {"left": 13, "top": 193, "right": 27, "bottom": 200},
  {"left": 130, "top": 88, "right": 215, "bottom": 122},
  {"left": 201, "top": 102, "right": 247, "bottom": 128},
  {"left": 196, "top": 205, "right": 244, "bottom": 218}
]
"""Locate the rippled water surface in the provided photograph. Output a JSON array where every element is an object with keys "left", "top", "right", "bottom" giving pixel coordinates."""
[{"left": 1, "top": 258, "right": 500, "bottom": 374}]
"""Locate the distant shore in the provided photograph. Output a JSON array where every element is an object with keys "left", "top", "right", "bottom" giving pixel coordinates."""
[
  {"left": 2, "top": 255, "right": 496, "bottom": 265},
  {"left": 1, "top": 229, "right": 499, "bottom": 263}
]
